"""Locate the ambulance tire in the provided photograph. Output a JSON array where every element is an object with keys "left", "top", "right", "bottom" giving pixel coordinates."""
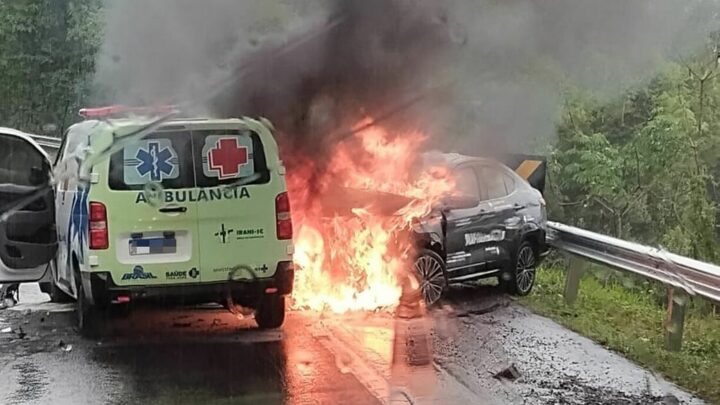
[
  {"left": 47, "top": 281, "right": 73, "bottom": 303},
  {"left": 108, "top": 303, "right": 131, "bottom": 319},
  {"left": 255, "top": 295, "right": 285, "bottom": 329},
  {"left": 75, "top": 270, "right": 103, "bottom": 338},
  {"left": 41, "top": 262, "right": 73, "bottom": 303}
]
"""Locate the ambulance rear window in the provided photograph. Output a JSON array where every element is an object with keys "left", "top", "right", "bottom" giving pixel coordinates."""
[
  {"left": 192, "top": 130, "right": 269, "bottom": 188},
  {"left": 108, "top": 131, "right": 195, "bottom": 190},
  {"left": 107, "top": 129, "right": 269, "bottom": 190}
]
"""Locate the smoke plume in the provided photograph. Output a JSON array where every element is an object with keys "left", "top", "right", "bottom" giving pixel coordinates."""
[
  {"left": 209, "top": 0, "right": 453, "bottom": 177},
  {"left": 96, "top": 0, "right": 719, "bottom": 158}
]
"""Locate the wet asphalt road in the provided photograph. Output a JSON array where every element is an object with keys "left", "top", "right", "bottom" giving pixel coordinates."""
[{"left": 0, "top": 283, "right": 705, "bottom": 405}]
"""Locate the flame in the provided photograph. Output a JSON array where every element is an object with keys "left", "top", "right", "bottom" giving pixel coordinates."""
[{"left": 288, "top": 119, "right": 455, "bottom": 313}]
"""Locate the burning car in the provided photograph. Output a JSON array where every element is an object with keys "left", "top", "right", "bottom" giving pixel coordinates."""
[
  {"left": 287, "top": 118, "right": 548, "bottom": 310},
  {"left": 309, "top": 153, "right": 549, "bottom": 307},
  {"left": 409, "top": 152, "right": 549, "bottom": 304}
]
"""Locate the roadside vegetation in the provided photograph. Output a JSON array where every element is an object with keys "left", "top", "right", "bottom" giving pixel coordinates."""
[
  {"left": 548, "top": 46, "right": 720, "bottom": 264},
  {"left": 540, "top": 36, "right": 720, "bottom": 402},
  {"left": 523, "top": 264, "right": 720, "bottom": 403}
]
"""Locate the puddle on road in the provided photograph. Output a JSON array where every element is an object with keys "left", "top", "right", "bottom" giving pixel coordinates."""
[
  {"left": 78, "top": 310, "right": 383, "bottom": 404},
  {"left": 355, "top": 326, "right": 394, "bottom": 364},
  {"left": 6, "top": 361, "right": 48, "bottom": 404},
  {"left": 9, "top": 302, "right": 74, "bottom": 313}
]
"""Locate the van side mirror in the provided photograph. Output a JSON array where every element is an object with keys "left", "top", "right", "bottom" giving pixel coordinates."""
[{"left": 441, "top": 195, "right": 480, "bottom": 210}]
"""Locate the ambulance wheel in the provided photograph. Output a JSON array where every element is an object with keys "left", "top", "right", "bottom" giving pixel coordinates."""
[
  {"left": 75, "top": 272, "right": 103, "bottom": 338},
  {"left": 255, "top": 295, "right": 285, "bottom": 329},
  {"left": 47, "top": 281, "right": 73, "bottom": 303},
  {"left": 108, "top": 303, "right": 131, "bottom": 318},
  {"left": 42, "top": 262, "right": 73, "bottom": 303}
]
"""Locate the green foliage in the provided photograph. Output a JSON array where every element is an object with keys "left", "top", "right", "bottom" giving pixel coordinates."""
[
  {"left": 550, "top": 55, "right": 720, "bottom": 262},
  {"left": 524, "top": 266, "right": 720, "bottom": 403},
  {"left": 0, "top": 0, "right": 103, "bottom": 136}
]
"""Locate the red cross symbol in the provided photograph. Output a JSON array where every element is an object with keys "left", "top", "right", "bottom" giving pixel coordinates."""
[{"left": 208, "top": 137, "right": 248, "bottom": 179}]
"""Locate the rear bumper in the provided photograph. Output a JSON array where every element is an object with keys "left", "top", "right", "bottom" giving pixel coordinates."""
[{"left": 82, "top": 261, "right": 294, "bottom": 306}]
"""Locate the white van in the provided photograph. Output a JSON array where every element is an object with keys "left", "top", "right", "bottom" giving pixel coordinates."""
[{"left": 0, "top": 109, "right": 295, "bottom": 336}]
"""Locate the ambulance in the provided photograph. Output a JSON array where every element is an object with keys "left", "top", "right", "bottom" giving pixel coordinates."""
[{"left": 0, "top": 107, "right": 295, "bottom": 335}]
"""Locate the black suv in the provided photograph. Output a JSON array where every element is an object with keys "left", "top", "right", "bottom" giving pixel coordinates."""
[{"left": 411, "top": 153, "right": 549, "bottom": 304}]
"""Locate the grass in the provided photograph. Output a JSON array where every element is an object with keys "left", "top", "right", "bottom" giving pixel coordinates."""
[{"left": 521, "top": 265, "right": 720, "bottom": 403}]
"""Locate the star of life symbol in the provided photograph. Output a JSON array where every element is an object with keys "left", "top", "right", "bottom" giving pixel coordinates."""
[
  {"left": 137, "top": 142, "right": 174, "bottom": 181},
  {"left": 123, "top": 139, "right": 179, "bottom": 185},
  {"left": 203, "top": 135, "right": 254, "bottom": 180}
]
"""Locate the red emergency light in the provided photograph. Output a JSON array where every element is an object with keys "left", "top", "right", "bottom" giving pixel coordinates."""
[{"left": 78, "top": 104, "right": 177, "bottom": 119}]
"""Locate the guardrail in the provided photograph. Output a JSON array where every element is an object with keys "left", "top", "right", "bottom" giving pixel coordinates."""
[
  {"left": 547, "top": 221, "right": 720, "bottom": 351},
  {"left": 29, "top": 134, "right": 61, "bottom": 150}
]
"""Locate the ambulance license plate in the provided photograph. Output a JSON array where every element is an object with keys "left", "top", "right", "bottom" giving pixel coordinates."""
[{"left": 129, "top": 237, "right": 177, "bottom": 255}]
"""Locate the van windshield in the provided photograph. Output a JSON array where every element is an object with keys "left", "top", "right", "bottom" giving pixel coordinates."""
[{"left": 108, "top": 129, "right": 269, "bottom": 191}]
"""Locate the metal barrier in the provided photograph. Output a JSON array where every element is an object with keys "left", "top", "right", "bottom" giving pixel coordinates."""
[
  {"left": 29, "top": 134, "right": 61, "bottom": 150},
  {"left": 547, "top": 221, "right": 720, "bottom": 351}
]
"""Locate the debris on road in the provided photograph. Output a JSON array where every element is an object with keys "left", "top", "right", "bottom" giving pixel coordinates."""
[
  {"left": 2, "top": 298, "right": 15, "bottom": 309},
  {"left": 455, "top": 302, "right": 508, "bottom": 318},
  {"left": 493, "top": 364, "right": 521, "bottom": 381},
  {"left": 661, "top": 394, "right": 680, "bottom": 404}
]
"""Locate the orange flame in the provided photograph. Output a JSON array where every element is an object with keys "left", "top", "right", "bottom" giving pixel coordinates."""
[{"left": 288, "top": 119, "right": 455, "bottom": 313}]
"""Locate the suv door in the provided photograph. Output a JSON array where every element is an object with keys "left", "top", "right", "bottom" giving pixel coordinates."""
[
  {"left": 444, "top": 165, "right": 493, "bottom": 279},
  {"left": 474, "top": 164, "right": 519, "bottom": 271},
  {"left": 0, "top": 131, "right": 57, "bottom": 282}
]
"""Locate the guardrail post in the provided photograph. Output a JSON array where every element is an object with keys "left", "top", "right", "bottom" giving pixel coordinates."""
[
  {"left": 564, "top": 256, "right": 585, "bottom": 306},
  {"left": 665, "top": 288, "right": 687, "bottom": 352}
]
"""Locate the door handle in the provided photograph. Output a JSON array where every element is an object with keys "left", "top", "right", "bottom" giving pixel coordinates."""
[
  {"left": 159, "top": 206, "right": 187, "bottom": 213},
  {"left": 513, "top": 204, "right": 525, "bottom": 210}
]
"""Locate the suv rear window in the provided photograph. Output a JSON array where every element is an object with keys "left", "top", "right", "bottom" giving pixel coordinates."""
[{"left": 108, "top": 129, "right": 269, "bottom": 190}]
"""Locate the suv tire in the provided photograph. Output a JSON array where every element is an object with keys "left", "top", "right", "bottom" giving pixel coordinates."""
[
  {"left": 500, "top": 241, "right": 537, "bottom": 296},
  {"left": 414, "top": 249, "right": 447, "bottom": 306},
  {"left": 255, "top": 295, "right": 285, "bottom": 329}
]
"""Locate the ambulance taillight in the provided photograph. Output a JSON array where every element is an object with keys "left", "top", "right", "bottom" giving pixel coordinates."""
[
  {"left": 275, "top": 192, "right": 293, "bottom": 240},
  {"left": 89, "top": 202, "right": 109, "bottom": 250}
]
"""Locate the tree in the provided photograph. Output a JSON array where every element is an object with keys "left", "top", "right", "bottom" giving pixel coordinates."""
[
  {"left": 0, "top": 0, "right": 103, "bottom": 136},
  {"left": 550, "top": 60, "right": 719, "bottom": 263}
]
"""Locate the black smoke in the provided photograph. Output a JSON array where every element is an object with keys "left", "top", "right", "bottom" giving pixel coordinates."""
[{"left": 209, "top": 0, "right": 454, "bottom": 174}]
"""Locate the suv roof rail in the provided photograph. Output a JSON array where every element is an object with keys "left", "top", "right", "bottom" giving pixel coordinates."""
[{"left": 78, "top": 105, "right": 177, "bottom": 119}]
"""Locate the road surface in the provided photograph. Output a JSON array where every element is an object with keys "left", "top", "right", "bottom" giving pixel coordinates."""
[{"left": 0, "top": 283, "right": 703, "bottom": 404}]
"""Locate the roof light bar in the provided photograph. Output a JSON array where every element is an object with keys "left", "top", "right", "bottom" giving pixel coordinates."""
[{"left": 78, "top": 105, "right": 177, "bottom": 119}]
